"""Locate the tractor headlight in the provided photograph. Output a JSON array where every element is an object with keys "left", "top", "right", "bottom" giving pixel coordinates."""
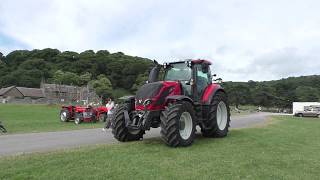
[{"left": 143, "top": 99, "right": 152, "bottom": 106}]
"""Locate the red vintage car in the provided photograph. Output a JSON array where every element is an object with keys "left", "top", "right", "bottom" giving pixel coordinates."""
[{"left": 60, "top": 105, "right": 110, "bottom": 124}]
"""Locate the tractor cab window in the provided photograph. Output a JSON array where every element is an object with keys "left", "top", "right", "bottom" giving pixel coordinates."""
[
  {"left": 164, "top": 63, "right": 192, "bottom": 97},
  {"left": 195, "top": 64, "right": 211, "bottom": 100},
  {"left": 164, "top": 63, "right": 192, "bottom": 81}
]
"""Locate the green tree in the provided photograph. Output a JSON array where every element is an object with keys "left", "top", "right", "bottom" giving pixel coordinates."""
[
  {"left": 53, "top": 70, "right": 80, "bottom": 85},
  {"left": 79, "top": 72, "right": 92, "bottom": 86},
  {"left": 90, "top": 74, "right": 113, "bottom": 99},
  {"left": 295, "top": 86, "right": 320, "bottom": 102},
  {"left": 131, "top": 73, "right": 148, "bottom": 92}
]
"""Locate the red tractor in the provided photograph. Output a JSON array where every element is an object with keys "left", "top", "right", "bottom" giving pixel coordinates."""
[
  {"left": 109, "top": 59, "right": 230, "bottom": 147},
  {"left": 60, "top": 105, "right": 109, "bottom": 124}
]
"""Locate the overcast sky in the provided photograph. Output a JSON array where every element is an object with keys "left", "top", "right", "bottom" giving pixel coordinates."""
[{"left": 0, "top": 0, "right": 320, "bottom": 81}]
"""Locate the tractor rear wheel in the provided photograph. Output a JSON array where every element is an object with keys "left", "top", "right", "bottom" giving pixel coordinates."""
[
  {"left": 111, "top": 104, "right": 144, "bottom": 142},
  {"left": 201, "top": 91, "right": 230, "bottom": 137},
  {"left": 60, "top": 109, "right": 69, "bottom": 122},
  {"left": 160, "top": 101, "right": 196, "bottom": 147}
]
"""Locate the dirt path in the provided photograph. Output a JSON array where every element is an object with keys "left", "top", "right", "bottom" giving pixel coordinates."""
[{"left": 0, "top": 112, "right": 273, "bottom": 157}]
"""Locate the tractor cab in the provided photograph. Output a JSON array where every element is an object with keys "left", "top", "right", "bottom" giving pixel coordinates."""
[{"left": 163, "top": 60, "right": 212, "bottom": 102}]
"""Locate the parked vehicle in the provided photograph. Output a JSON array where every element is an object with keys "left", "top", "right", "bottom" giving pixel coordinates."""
[
  {"left": 294, "top": 110, "right": 320, "bottom": 118},
  {"left": 60, "top": 105, "right": 109, "bottom": 124},
  {"left": 108, "top": 59, "right": 230, "bottom": 147}
]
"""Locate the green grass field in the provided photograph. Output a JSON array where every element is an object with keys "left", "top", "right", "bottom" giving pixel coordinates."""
[
  {"left": 1, "top": 115, "right": 319, "bottom": 179},
  {"left": 0, "top": 104, "right": 250, "bottom": 134},
  {"left": 0, "top": 104, "right": 103, "bottom": 134}
]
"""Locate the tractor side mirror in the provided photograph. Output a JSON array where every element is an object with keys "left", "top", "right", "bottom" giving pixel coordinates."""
[{"left": 185, "top": 79, "right": 194, "bottom": 86}]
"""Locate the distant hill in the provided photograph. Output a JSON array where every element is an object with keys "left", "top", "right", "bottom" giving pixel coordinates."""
[
  {"left": 1, "top": 49, "right": 319, "bottom": 106},
  {"left": 223, "top": 75, "right": 320, "bottom": 108},
  {"left": 0, "top": 49, "right": 153, "bottom": 98}
]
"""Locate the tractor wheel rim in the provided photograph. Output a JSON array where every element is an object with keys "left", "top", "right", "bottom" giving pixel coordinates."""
[
  {"left": 60, "top": 112, "right": 67, "bottom": 121},
  {"left": 179, "top": 112, "right": 193, "bottom": 140},
  {"left": 217, "top": 101, "right": 228, "bottom": 130}
]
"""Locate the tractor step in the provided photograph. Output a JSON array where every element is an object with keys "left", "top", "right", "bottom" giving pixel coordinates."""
[{"left": 127, "top": 124, "right": 142, "bottom": 130}]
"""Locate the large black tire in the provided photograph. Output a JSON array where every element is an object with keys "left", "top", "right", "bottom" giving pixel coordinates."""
[
  {"left": 111, "top": 104, "right": 144, "bottom": 142},
  {"left": 201, "top": 91, "right": 230, "bottom": 137},
  {"left": 0, "top": 125, "right": 7, "bottom": 133},
  {"left": 60, "top": 109, "right": 70, "bottom": 122},
  {"left": 160, "top": 101, "right": 196, "bottom": 147},
  {"left": 74, "top": 113, "right": 82, "bottom": 125}
]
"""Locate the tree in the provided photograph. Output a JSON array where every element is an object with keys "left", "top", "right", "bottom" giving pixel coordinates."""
[
  {"left": 295, "top": 86, "right": 320, "bottom": 102},
  {"left": 53, "top": 70, "right": 65, "bottom": 84},
  {"left": 79, "top": 72, "right": 92, "bottom": 86},
  {"left": 131, "top": 73, "right": 148, "bottom": 92},
  {"left": 53, "top": 70, "right": 80, "bottom": 85},
  {"left": 90, "top": 74, "right": 113, "bottom": 100}
]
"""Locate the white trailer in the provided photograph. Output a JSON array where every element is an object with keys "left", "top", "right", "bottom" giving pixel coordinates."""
[{"left": 292, "top": 102, "right": 320, "bottom": 115}]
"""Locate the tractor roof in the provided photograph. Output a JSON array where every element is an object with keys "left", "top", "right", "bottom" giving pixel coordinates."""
[
  {"left": 191, "top": 59, "right": 212, "bottom": 65},
  {"left": 167, "top": 59, "right": 212, "bottom": 65}
]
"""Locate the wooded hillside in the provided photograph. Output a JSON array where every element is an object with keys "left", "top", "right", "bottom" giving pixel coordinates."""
[
  {"left": 0, "top": 49, "right": 152, "bottom": 98},
  {"left": 1, "top": 49, "right": 319, "bottom": 106}
]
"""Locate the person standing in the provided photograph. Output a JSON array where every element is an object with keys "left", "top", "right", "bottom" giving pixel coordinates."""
[{"left": 102, "top": 98, "right": 115, "bottom": 131}]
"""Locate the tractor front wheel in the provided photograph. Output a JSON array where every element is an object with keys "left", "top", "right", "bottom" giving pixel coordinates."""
[
  {"left": 74, "top": 113, "right": 82, "bottom": 125},
  {"left": 160, "top": 101, "right": 196, "bottom": 147},
  {"left": 111, "top": 104, "right": 144, "bottom": 142},
  {"left": 60, "top": 109, "right": 69, "bottom": 122},
  {"left": 201, "top": 91, "right": 230, "bottom": 137}
]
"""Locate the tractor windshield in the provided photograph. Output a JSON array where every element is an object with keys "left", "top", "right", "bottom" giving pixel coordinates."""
[{"left": 164, "top": 63, "right": 192, "bottom": 81}]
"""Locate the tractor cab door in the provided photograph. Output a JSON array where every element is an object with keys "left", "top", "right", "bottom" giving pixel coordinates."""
[{"left": 193, "top": 63, "right": 211, "bottom": 102}]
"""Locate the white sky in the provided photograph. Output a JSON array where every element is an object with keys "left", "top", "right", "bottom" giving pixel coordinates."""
[{"left": 0, "top": 0, "right": 320, "bottom": 81}]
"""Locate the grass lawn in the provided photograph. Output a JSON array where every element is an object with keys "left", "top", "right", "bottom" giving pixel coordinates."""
[
  {"left": 1, "top": 115, "right": 320, "bottom": 179},
  {"left": 0, "top": 104, "right": 103, "bottom": 134}
]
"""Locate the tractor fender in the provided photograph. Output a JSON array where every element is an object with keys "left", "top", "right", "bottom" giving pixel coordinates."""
[
  {"left": 202, "top": 84, "right": 226, "bottom": 105},
  {"left": 119, "top": 95, "right": 135, "bottom": 103},
  {"left": 165, "top": 95, "right": 194, "bottom": 105}
]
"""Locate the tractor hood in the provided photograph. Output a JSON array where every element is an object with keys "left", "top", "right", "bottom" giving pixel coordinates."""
[{"left": 135, "top": 81, "right": 181, "bottom": 111}]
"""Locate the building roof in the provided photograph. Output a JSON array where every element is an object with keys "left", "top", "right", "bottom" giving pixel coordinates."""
[
  {"left": 0, "top": 86, "right": 15, "bottom": 96},
  {"left": 16, "top": 87, "right": 45, "bottom": 98},
  {"left": 0, "top": 86, "right": 45, "bottom": 98},
  {"left": 42, "top": 83, "right": 80, "bottom": 92}
]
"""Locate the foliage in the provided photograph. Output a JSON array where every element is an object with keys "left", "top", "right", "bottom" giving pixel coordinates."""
[
  {"left": 0, "top": 49, "right": 319, "bottom": 106},
  {"left": 89, "top": 74, "right": 113, "bottom": 99},
  {"left": 0, "top": 49, "right": 153, "bottom": 92},
  {"left": 52, "top": 70, "right": 80, "bottom": 85},
  {"left": 223, "top": 75, "right": 320, "bottom": 108}
]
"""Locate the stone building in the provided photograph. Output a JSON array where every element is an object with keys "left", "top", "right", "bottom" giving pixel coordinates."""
[
  {"left": 0, "top": 83, "right": 100, "bottom": 104},
  {"left": 41, "top": 83, "right": 99, "bottom": 104},
  {"left": 0, "top": 86, "right": 45, "bottom": 103}
]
